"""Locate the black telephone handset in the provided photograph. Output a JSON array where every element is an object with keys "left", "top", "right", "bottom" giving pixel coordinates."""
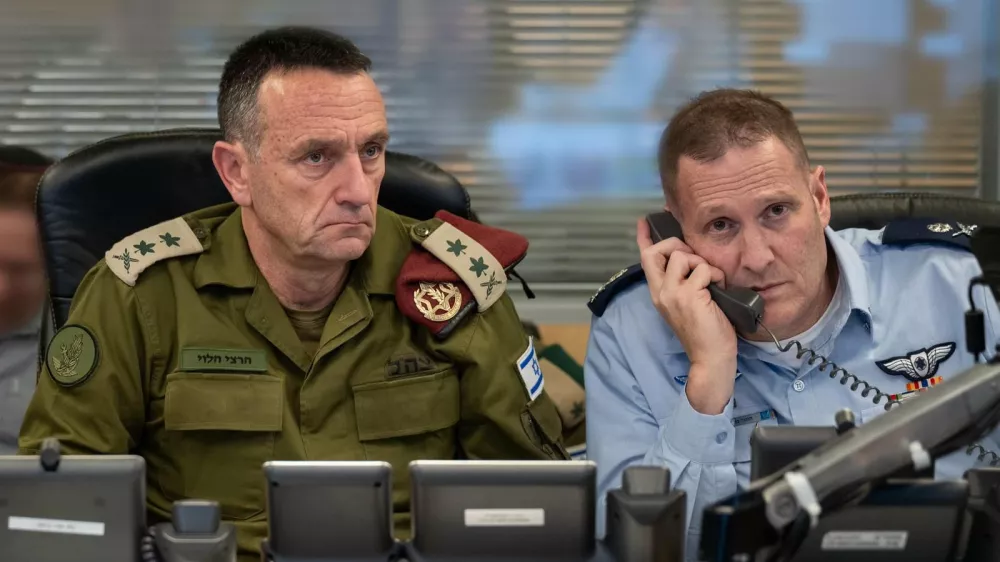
[{"left": 645, "top": 211, "right": 765, "bottom": 334}]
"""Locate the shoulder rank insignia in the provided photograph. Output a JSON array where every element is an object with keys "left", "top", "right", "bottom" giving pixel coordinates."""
[
  {"left": 881, "top": 218, "right": 977, "bottom": 253},
  {"left": 587, "top": 263, "right": 645, "bottom": 317},
  {"left": 104, "top": 217, "right": 205, "bottom": 286},
  {"left": 396, "top": 211, "right": 528, "bottom": 339}
]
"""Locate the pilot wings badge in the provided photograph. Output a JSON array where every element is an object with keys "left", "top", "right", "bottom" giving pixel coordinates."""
[{"left": 875, "top": 342, "right": 956, "bottom": 382}]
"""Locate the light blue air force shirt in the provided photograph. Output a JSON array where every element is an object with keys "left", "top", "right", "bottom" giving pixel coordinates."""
[{"left": 583, "top": 222, "right": 1000, "bottom": 559}]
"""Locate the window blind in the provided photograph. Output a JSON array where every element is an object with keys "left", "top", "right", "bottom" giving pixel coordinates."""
[{"left": 0, "top": 0, "right": 986, "bottom": 295}]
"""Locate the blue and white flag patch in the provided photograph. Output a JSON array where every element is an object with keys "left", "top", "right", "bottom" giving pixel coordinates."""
[{"left": 517, "top": 337, "right": 544, "bottom": 401}]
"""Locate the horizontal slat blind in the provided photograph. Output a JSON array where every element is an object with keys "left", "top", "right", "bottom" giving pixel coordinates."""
[{"left": 0, "top": 0, "right": 985, "bottom": 287}]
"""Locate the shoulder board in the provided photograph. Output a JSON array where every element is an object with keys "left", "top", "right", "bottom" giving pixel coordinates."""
[
  {"left": 395, "top": 211, "right": 528, "bottom": 339},
  {"left": 104, "top": 217, "right": 205, "bottom": 286},
  {"left": 880, "top": 218, "right": 977, "bottom": 253},
  {"left": 587, "top": 264, "right": 645, "bottom": 317}
]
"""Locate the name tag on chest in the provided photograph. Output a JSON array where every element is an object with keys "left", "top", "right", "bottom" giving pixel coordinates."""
[
  {"left": 732, "top": 409, "right": 774, "bottom": 427},
  {"left": 180, "top": 348, "right": 267, "bottom": 373}
]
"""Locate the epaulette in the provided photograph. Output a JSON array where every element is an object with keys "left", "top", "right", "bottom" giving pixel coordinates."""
[
  {"left": 587, "top": 264, "right": 645, "bottom": 317},
  {"left": 881, "top": 218, "right": 977, "bottom": 253},
  {"left": 396, "top": 211, "right": 527, "bottom": 339},
  {"left": 104, "top": 217, "right": 205, "bottom": 286}
]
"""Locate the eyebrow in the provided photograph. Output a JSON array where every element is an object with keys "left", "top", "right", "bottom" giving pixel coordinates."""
[
  {"left": 699, "top": 189, "right": 797, "bottom": 219},
  {"left": 292, "top": 129, "right": 391, "bottom": 157}
]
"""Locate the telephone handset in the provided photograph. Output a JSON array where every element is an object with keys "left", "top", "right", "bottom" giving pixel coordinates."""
[{"left": 645, "top": 211, "right": 764, "bottom": 334}]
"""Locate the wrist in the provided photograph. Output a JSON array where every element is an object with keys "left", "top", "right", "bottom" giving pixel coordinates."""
[{"left": 685, "top": 362, "right": 735, "bottom": 415}]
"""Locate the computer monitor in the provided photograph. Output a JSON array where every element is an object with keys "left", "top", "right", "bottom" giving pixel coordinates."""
[
  {"left": 790, "top": 479, "right": 968, "bottom": 562},
  {"left": 750, "top": 425, "right": 934, "bottom": 481},
  {"left": 751, "top": 425, "right": 838, "bottom": 480},
  {"left": 0, "top": 454, "right": 146, "bottom": 562},
  {"left": 263, "top": 461, "right": 394, "bottom": 562},
  {"left": 959, "top": 467, "right": 1000, "bottom": 561},
  {"left": 408, "top": 460, "right": 596, "bottom": 561}
]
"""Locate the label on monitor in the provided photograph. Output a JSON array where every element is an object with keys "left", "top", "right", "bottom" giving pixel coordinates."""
[
  {"left": 8, "top": 516, "right": 105, "bottom": 537},
  {"left": 464, "top": 508, "right": 545, "bottom": 527},
  {"left": 821, "top": 531, "right": 907, "bottom": 550}
]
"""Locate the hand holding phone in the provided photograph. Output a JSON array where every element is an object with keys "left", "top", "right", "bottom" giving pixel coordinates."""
[
  {"left": 644, "top": 212, "right": 764, "bottom": 334},
  {"left": 637, "top": 212, "right": 763, "bottom": 414}
]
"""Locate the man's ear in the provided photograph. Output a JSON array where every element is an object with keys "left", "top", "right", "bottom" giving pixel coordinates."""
[
  {"left": 212, "top": 140, "right": 252, "bottom": 207},
  {"left": 810, "top": 164, "right": 831, "bottom": 228}
]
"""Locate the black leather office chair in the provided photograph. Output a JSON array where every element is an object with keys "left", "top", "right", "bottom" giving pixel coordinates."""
[
  {"left": 829, "top": 192, "right": 1000, "bottom": 231},
  {"left": 35, "top": 128, "right": 474, "bottom": 341},
  {"left": 831, "top": 191, "right": 1000, "bottom": 301}
]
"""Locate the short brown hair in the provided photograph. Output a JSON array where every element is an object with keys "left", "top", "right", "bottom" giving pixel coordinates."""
[
  {"left": 0, "top": 147, "right": 52, "bottom": 212},
  {"left": 658, "top": 89, "right": 810, "bottom": 205}
]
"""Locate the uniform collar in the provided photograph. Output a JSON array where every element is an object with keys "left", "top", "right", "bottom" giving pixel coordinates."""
[
  {"left": 193, "top": 205, "right": 411, "bottom": 296},
  {"left": 826, "top": 225, "right": 874, "bottom": 330},
  {"left": 357, "top": 206, "right": 414, "bottom": 296},
  {"left": 192, "top": 206, "right": 257, "bottom": 290}
]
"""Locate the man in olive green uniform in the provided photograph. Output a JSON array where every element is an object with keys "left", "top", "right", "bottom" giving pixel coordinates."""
[{"left": 18, "top": 27, "right": 568, "bottom": 561}]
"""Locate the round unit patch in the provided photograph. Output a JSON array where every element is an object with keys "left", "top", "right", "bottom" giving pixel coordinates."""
[{"left": 46, "top": 324, "right": 99, "bottom": 387}]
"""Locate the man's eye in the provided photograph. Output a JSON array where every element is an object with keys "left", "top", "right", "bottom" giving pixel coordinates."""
[
  {"left": 305, "top": 152, "right": 325, "bottom": 164},
  {"left": 362, "top": 144, "right": 383, "bottom": 159},
  {"left": 768, "top": 204, "right": 788, "bottom": 217},
  {"left": 710, "top": 220, "right": 729, "bottom": 232}
]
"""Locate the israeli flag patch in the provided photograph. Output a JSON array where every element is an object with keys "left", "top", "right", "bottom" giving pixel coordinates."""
[{"left": 517, "top": 337, "right": 545, "bottom": 401}]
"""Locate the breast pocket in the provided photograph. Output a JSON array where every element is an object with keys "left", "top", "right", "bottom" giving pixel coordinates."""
[
  {"left": 732, "top": 407, "right": 779, "bottom": 464},
  {"left": 162, "top": 373, "right": 282, "bottom": 521},
  {"left": 353, "top": 368, "right": 460, "bottom": 510}
]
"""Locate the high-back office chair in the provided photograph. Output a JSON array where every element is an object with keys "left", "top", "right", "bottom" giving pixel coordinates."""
[
  {"left": 829, "top": 192, "right": 1000, "bottom": 232},
  {"left": 34, "top": 128, "right": 474, "bottom": 344},
  {"left": 829, "top": 192, "right": 1000, "bottom": 277}
]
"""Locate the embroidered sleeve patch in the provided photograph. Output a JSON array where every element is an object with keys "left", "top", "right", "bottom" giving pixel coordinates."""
[
  {"left": 46, "top": 325, "right": 99, "bottom": 387},
  {"left": 516, "top": 337, "right": 544, "bottom": 402}
]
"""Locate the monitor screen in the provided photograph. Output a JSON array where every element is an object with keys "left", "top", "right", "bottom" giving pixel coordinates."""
[
  {"left": 792, "top": 480, "right": 967, "bottom": 562},
  {"left": 264, "top": 460, "right": 395, "bottom": 560},
  {"left": 0, "top": 454, "right": 146, "bottom": 562},
  {"left": 750, "top": 425, "right": 933, "bottom": 481},
  {"left": 409, "top": 460, "right": 596, "bottom": 560}
]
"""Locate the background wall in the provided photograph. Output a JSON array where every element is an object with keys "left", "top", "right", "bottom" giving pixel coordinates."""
[{"left": 0, "top": 0, "right": 996, "bottom": 338}]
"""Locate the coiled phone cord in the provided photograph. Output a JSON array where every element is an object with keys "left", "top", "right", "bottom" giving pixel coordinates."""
[
  {"left": 758, "top": 321, "right": 1000, "bottom": 466},
  {"left": 758, "top": 323, "right": 894, "bottom": 410},
  {"left": 140, "top": 526, "right": 161, "bottom": 562}
]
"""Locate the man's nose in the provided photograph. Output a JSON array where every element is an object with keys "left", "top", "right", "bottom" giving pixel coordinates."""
[
  {"left": 738, "top": 225, "right": 776, "bottom": 273},
  {"left": 335, "top": 154, "right": 375, "bottom": 208}
]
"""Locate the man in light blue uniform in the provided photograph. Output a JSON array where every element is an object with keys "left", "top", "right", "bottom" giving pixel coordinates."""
[{"left": 583, "top": 88, "right": 1000, "bottom": 560}]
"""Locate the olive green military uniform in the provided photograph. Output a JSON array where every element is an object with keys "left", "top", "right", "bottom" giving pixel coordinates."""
[{"left": 18, "top": 202, "right": 568, "bottom": 562}]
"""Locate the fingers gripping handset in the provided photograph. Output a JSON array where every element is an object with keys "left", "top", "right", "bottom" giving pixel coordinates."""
[{"left": 645, "top": 212, "right": 764, "bottom": 334}]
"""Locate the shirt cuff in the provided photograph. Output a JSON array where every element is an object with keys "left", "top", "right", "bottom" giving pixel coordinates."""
[{"left": 662, "top": 388, "right": 735, "bottom": 464}]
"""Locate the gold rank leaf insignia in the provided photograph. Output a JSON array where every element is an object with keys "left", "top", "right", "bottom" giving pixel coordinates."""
[
  {"left": 46, "top": 324, "right": 99, "bottom": 387},
  {"left": 413, "top": 282, "right": 462, "bottom": 322}
]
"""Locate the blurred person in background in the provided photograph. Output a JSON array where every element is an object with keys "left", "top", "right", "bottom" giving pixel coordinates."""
[{"left": 0, "top": 146, "right": 52, "bottom": 455}]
